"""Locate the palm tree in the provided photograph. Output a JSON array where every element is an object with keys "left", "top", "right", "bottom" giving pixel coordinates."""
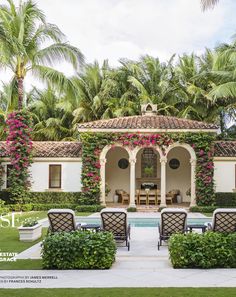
[
  {"left": 119, "top": 55, "right": 179, "bottom": 116},
  {"left": 71, "top": 61, "right": 116, "bottom": 123},
  {"left": 201, "top": 0, "right": 219, "bottom": 10},
  {"left": 0, "top": 0, "right": 84, "bottom": 110},
  {"left": 29, "top": 87, "right": 76, "bottom": 140}
]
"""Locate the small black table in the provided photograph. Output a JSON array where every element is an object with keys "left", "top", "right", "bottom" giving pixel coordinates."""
[
  {"left": 81, "top": 224, "right": 101, "bottom": 232},
  {"left": 187, "top": 224, "right": 207, "bottom": 233}
]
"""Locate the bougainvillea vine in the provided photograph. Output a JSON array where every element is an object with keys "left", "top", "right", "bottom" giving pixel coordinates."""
[
  {"left": 6, "top": 110, "right": 33, "bottom": 204},
  {"left": 80, "top": 132, "right": 216, "bottom": 206}
]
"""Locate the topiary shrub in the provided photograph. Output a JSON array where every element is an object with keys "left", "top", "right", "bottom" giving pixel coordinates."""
[
  {"left": 41, "top": 231, "right": 116, "bottom": 269},
  {"left": 127, "top": 207, "right": 137, "bottom": 212},
  {"left": 169, "top": 232, "right": 236, "bottom": 268}
]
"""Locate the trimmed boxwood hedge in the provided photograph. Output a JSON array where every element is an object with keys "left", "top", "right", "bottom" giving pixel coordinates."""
[
  {"left": 0, "top": 191, "right": 92, "bottom": 205},
  {"left": 1, "top": 203, "right": 103, "bottom": 212},
  {"left": 169, "top": 232, "right": 236, "bottom": 268},
  {"left": 215, "top": 192, "right": 236, "bottom": 207},
  {"left": 41, "top": 231, "right": 116, "bottom": 269},
  {"left": 189, "top": 206, "right": 218, "bottom": 213}
]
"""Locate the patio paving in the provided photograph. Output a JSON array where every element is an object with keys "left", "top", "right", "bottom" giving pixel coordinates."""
[{"left": 3, "top": 213, "right": 235, "bottom": 289}]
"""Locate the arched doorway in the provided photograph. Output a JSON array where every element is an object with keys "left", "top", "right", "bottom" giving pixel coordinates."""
[
  {"left": 105, "top": 147, "right": 130, "bottom": 204},
  {"left": 165, "top": 143, "right": 197, "bottom": 207}
]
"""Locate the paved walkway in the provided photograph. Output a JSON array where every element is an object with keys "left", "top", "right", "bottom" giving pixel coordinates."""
[{"left": 2, "top": 213, "right": 236, "bottom": 289}]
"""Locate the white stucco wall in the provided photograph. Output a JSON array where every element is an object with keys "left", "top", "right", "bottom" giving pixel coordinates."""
[
  {"left": 214, "top": 160, "right": 236, "bottom": 192},
  {"left": 2, "top": 159, "right": 82, "bottom": 192}
]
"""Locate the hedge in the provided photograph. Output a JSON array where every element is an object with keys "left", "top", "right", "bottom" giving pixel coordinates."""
[
  {"left": 189, "top": 206, "right": 218, "bottom": 213},
  {"left": 0, "top": 203, "right": 103, "bottom": 212},
  {"left": 75, "top": 205, "right": 105, "bottom": 212},
  {"left": 0, "top": 191, "right": 95, "bottom": 205},
  {"left": 215, "top": 192, "right": 236, "bottom": 207},
  {"left": 169, "top": 232, "right": 236, "bottom": 268},
  {"left": 41, "top": 231, "right": 116, "bottom": 269}
]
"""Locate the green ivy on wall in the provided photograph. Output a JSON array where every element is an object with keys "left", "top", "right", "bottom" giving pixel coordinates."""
[{"left": 80, "top": 132, "right": 216, "bottom": 206}]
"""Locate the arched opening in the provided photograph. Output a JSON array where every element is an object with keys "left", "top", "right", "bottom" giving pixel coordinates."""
[
  {"left": 165, "top": 143, "right": 196, "bottom": 206},
  {"left": 166, "top": 147, "right": 191, "bottom": 204},
  {"left": 105, "top": 146, "right": 130, "bottom": 204},
  {"left": 136, "top": 147, "right": 161, "bottom": 190}
]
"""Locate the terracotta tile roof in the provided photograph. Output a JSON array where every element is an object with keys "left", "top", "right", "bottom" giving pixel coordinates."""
[
  {"left": 214, "top": 141, "right": 236, "bottom": 157},
  {"left": 0, "top": 141, "right": 82, "bottom": 158},
  {"left": 77, "top": 115, "right": 218, "bottom": 131}
]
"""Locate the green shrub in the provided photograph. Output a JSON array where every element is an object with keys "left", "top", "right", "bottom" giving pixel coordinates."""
[
  {"left": 28, "top": 192, "right": 83, "bottom": 204},
  {"left": 32, "top": 203, "right": 77, "bottom": 211},
  {"left": 0, "top": 207, "right": 10, "bottom": 215},
  {"left": 0, "top": 190, "right": 11, "bottom": 204},
  {"left": 41, "top": 231, "right": 116, "bottom": 269},
  {"left": 169, "top": 232, "right": 236, "bottom": 268},
  {"left": 215, "top": 192, "right": 236, "bottom": 207},
  {"left": 0, "top": 191, "right": 98, "bottom": 206},
  {"left": 7, "top": 204, "right": 33, "bottom": 212},
  {"left": 75, "top": 205, "right": 105, "bottom": 212},
  {"left": 189, "top": 206, "right": 218, "bottom": 213},
  {"left": 127, "top": 207, "right": 137, "bottom": 212}
]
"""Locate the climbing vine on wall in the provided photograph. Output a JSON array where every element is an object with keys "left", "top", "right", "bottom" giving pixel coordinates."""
[
  {"left": 80, "top": 132, "right": 216, "bottom": 206},
  {"left": 6, "top": 111, "right": 33, "bottom": 204}
]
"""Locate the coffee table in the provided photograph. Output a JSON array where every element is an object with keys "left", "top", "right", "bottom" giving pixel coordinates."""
[
  {"left": 187, "top": 224, "right": 207, "bottom": 233},
  {"left": 81, "top": 224, "right": 101, "bottom": 232}
]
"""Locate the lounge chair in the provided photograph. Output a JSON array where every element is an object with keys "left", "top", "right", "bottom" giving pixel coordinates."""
[
  {"left": 208, "top": 208, "right": 236, "bottom": 233},
  {"left": 158, "top": 208, "right": 187, "bottom": 250},
  {"left": 47, "top": 209, "right": 81, "bottom": 233},
  {"left": 100, "top": 208, "right": 131, "bottom": 250}
]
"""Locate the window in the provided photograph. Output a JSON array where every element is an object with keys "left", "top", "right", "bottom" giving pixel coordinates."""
[
  {"left": 169, "top": 159, "right": 180, "bottom": 170},
  {"left": 49, "top": 165, "right": 61, "bottom": 189},
  {"left": 118, "top": 158, "right": 129, "bottom": 169},
  {"left": 141, "top": 148, "right": 157, "bottom": 178},
  {"left": 6, "top": 164, "right": 13, "bottom": 188}
]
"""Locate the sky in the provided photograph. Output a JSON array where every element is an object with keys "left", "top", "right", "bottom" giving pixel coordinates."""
[{"left": 1, "top": 0, "right": 236, "bottom": 88}]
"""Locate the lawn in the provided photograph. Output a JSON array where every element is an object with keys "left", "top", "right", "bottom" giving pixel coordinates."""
[
  {"left": 0, "top": 288, "right": 235, "bottom": 297},
  {"left": 1, "top": 211, "right": 92, "bottom": 227},
  {"left": 0, "top": 211, "right": 92, "bottom": 270},
  {"left": 0, "top": 227, "right": 47, "bottom": 253}
]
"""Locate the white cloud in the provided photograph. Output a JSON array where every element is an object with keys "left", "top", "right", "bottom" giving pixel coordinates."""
[{"left": 0, "top": 0, "right": 235, "bottom": 89}]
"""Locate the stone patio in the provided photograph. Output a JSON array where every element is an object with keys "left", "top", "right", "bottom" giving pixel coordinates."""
[{"left": 1, "top": 212, "right": 236, "bottom": 288}]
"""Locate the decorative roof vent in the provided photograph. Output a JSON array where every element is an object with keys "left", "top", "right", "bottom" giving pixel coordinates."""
[{"left": 141, "top": 103, "right": 157, "bottom": 115}]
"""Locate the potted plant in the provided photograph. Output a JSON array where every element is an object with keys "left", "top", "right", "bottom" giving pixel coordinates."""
[
  {"left": 144, "top": 166, "right": 153, "bottom": 177},
  {"left": 18, "top": 218, "right": 42, "bottom": 242},
  {"left": 186, "top": 188, "right": 191, "bottom": 200}
]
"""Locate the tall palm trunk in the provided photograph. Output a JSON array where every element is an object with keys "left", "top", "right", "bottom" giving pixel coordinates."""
[{"left": 17, "top": 76, "right": 24, "bottom": 110}]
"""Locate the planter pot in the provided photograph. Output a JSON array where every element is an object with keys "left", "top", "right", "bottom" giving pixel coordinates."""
[
  {"left": 18, "top": 223, "right": 42, "bottom": 242},
  {"left": 113, "top": 194, "right": 119, "bottom": 203},
  {"left": 177, "top": 195, "right": 182, "bottom": 203}
]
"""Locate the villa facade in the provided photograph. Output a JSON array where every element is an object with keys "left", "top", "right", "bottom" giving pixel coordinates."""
[{"left": 0, "top": 104, "right": 236, "bottom": 207}]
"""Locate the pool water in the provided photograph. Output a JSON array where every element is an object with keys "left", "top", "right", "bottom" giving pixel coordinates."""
[{"left": 77, "top": 217, "right": 212, "bottom": 227}]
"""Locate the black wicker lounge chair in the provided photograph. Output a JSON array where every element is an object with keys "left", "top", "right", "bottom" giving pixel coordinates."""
[
  {"left": 47, "top": 209, "right": 81, "bottom": 233},
  {"left": 158, "top": 208, "right": 187, "bottom": 250},
  {"left": 208, "top": 208, "right": 236, "bottom": 233},
  {"left": 100, "top": 208, "right": 131, "bottom": 250}
]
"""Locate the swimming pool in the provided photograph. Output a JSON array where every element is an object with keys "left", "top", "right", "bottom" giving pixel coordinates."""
[{"left": 77, "top": 217, "right": 212, "bottom": 227}]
